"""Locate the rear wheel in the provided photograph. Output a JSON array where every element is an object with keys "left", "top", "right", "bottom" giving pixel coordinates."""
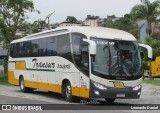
[
  {"left": 105, "top": 98, "right": 115, "bottom": 103},
  {"left": 63, "top": 82, "right": 75, "bottom": 102},
  {"left": 19, "top": 76, "right": 33, "bottom": 93}
]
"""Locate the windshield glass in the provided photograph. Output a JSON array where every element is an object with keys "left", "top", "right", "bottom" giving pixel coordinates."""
[{"left": 91, "top": 38, "right": 143, "bottom": 80}]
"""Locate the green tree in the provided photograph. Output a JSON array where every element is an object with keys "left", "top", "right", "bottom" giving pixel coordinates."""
[
  {"left": 0, "top": 0, "right": 39, "bottom": 44},
  {"left": 105, "top": 14, "right": 139, "bottom": 38},
  {"left": 66, "top": 16, "right": 77, "bottom": 23},
  {"left": 130, "top": 0, "right": 160, "bottom": 35},
  {"left": 31, "top": 20, "right": 43, "bottom": 33},
  {"left": 151, "top": 32, "right": 160, "bottom": 40},
  {"left": 141, "top": 37, "right": 160, "bottom": 70},
  {"left": 0, "top": 0, "right": 39, "bottom": 73},
  {"left": 146, "top": 37, "right": 160, "bottom": 57}
]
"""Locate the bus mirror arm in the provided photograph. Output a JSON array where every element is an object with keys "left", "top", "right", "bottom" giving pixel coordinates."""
[
  {"left": 138, "top": 43, "right": 153, "bottom": 60},
  {"left": 83, "top": 39, "right": 96, "bottom": 56}
]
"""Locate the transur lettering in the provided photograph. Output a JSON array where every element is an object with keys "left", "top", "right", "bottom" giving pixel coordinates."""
[{"left": 32, "top": 58, "right": 55, "bottom": 69}]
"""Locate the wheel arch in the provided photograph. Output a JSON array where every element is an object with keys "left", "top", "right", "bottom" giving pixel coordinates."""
[
  {"left": 61, "top": 78, "right": 71, "bottom": 97},
  {"left": 61, "top": 74, "right": 73, "bottom": 88}
]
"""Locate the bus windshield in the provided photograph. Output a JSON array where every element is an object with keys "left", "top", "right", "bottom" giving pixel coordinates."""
[{"left": 91, "top": 38, "right": 143, "bottom": 80}]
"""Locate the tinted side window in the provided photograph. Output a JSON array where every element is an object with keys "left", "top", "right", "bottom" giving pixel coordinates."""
[
  {"left": 31, "top": 40, "right": 39, "bottom": 57},
  {"left": 15, "top": 43, "right": 20, "bottom": 57},
  {"left": 10, "top": 44, "right": 14, "bottom": 58},
  {"left": 47, "top": 36, "right": 58, "bottom": 56},
  {"left": 57, "top": 34, "right": 72, "bottom": 61},
  {"left": 14, "top": 43, "right": 18, "bottom": 57},
  {"left": 25, "top": 41, "right": 32, "bottom": 57},
  {"left": 18, "top": 42, "right": 25, "bottom": 57},
  {"left": 39, "top": 38, "right": 47, "bottom": 56}
]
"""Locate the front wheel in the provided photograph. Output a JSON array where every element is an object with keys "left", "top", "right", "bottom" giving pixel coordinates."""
[
  {"left": 105, "top": 98, "right": 115, "bottom": 103},
  {"left": 19, "top": 77, "right": 33, "bottom": 93},
  {"left": 63, "top": 82, "right": 75, "bottom": 102}
]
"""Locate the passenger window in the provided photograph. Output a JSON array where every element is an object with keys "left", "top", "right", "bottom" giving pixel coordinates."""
[
  {"left": 15, "top": 43, "right": 23, "bottom": 57},
  {"left": 19, "top": 42, "right": 25, "bottom": 57},
  {"left": 10, "top": 44, "right": 15, "bottom": 58},
  {"left": 47, "top": 37, "right": 58, "bottom": 56},
  {"left": 25, "top": 41, "right": 32, "bottom": 57},
  {"left": 31, "top": 40, "right": 39, "bottom": 57},
  {"left": 14, "top": 43, "right": 19, "bottom": 57},
  {"left": 39, "top": 38, "right": 47, "bottom": 56},
  {"left": 57, "top": 34, "right": 72, "bottom": 62}
]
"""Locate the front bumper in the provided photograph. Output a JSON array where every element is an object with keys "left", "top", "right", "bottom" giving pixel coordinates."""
[{"left": 90, "top": 80, "right": 141, "bottom": 99}]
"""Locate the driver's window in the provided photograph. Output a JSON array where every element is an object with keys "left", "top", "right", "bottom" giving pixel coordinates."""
[
  {"left": 81, "top": 41, "right": 89, "bottom": 75},
  {"left": 72, "top": 33, "right": 89, "bottom": 76}
]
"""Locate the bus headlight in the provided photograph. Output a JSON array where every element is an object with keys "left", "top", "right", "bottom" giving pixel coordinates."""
[
  {"left": 93, "top": 82, "right": 107, "bottom": 90},
  {"left": 133, "top": 85, "right": 141, "bottom": 91}
]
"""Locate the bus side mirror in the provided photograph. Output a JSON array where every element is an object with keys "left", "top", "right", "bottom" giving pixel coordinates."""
[
  {"left": 139, "top": 43, "right": 153, "bottom": 60},
  {"left": 83, "top": 39, "right": 96, "bottom": 56}
]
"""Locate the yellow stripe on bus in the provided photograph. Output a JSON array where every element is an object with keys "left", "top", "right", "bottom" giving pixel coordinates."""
[
  {"left": 79, "top": 87, "right": 89, "bottom": 98},
  {"left": 8, "top": 71, "right": 19, "bottom": 85},
  {"left": 25, "top": 81, "right": 89, "bottom": 98},
  {"left": 25, "top": 80, "right": 62, "bottom": 93},
  {"left": 15, "top": 62, "right": 26, "bottom": 70},
  {"left": 25, "top": 80, "right": 89, "bottom": 98},
  {"left": 8, "top": 70, "right": 89, "bottom": 98}
]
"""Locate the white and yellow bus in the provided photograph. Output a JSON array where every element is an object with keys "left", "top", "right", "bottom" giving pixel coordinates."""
[{"left": 8, "top": 26, "right": 152, "bottom": 102}]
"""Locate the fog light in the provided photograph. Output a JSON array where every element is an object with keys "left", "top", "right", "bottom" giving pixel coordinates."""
[
  {"left": 138, "top": 92, "right": 141, "bottom": 95},
  {"left": 94, "top": 90, "right": 100, "bottom": 95}
]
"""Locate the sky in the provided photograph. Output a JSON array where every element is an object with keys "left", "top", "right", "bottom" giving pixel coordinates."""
[{"left": 27, "top": 0, "right": 155, "bottom": 24}]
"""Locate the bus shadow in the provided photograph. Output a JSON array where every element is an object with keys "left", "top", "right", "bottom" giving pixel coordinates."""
[
  {"left": 33, "top": 90, "right": 65, "bottom": 101},
  {"left": 15, "top": 89, "right": 65, "bottom": 102},
  {"left": 15, "top": 89, "right": 133, "bottom": 106}
]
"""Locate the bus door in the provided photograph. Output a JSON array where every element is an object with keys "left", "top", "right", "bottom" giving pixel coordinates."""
[
  {"left": 79, "top": 42, "right": 90, "bottom": 98},
  {"left": 72, "top": 33, "right": 90, "bottom": 98}
]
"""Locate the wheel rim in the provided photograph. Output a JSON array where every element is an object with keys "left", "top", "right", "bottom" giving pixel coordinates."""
[
  {"left": 66, "top": 85, "right": 71, "bottom": 99},
  {"left": 20, "top": 78, "right": 24, "bottom": 90}
]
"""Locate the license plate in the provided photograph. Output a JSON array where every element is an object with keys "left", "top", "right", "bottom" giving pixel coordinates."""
[
  {"left": 114, "top": 82, "right": 124, "bottom": 88},
  {"left": 116, "top": 94, "right": 125, "bottom": 98}
]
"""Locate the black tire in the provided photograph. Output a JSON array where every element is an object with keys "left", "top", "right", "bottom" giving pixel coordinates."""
[
  {"left": 63, "top": 82, "right": 75, "bottom": 102},
  {"left": 105, "top": 98, "right": 116, "bottom": 103},
  {"left": 19, "top": 76, "right": 33, "bottom": 93}
]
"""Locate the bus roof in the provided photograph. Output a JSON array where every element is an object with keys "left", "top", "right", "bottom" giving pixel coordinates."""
[{"left": 11, "top": 26, "right": 136, "bottom": 43}]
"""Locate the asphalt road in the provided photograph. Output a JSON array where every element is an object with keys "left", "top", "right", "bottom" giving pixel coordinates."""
[{"left": 0, "top": 83, "right": 160, "bottom": 113}]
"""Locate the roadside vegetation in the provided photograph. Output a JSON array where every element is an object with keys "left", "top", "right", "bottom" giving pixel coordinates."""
[
  {"left": 0, "top": 74, "right": 9, "bottom": 85},
  {"left": 143, "top": 79, "right": 160, "bottom": 86}
]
